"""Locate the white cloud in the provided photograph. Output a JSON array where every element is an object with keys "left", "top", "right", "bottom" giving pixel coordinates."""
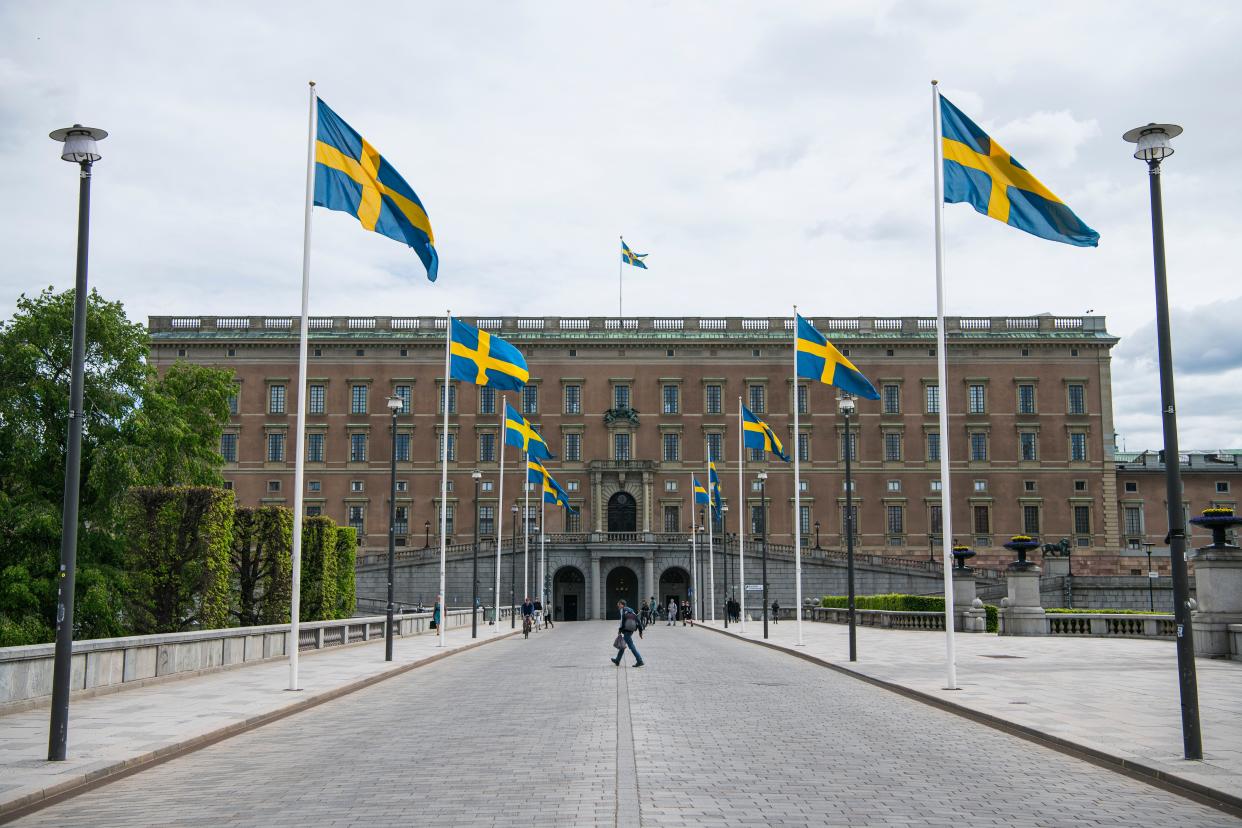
[{"left": 1, "top": 1, "right": 1240, "bottom": 446}]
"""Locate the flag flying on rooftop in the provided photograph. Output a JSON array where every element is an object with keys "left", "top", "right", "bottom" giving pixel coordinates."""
[
  {"left": 621, "top": 239, "right": 648, "bottom": 269},
  {"left": 940, "top": 95, "right": 1099, "bottom": 248},
  {"left": 742, "top": 404, "right": 791, "bottom": 462},
  {"left": 314, "top": 99, "right": 439, "bottom": 280},
  {"left": 795, "top": 314, "right": 880, "bottom": 400},
  {"left": 504, "top": 400, "right": 553, "bottom": 460},
  {"left": 449, "top": 318, "right": 529, "bottom": 391}
]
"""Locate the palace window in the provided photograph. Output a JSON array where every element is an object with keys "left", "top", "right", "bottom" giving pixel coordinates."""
[
  {"left": 269, "top": 385, "right": 286, "bottom": 414},
  {"left": 267, "top": 432, "right": 285, "bottom": 462},
  {"left": 307, "top": 433, "right": 324, "bottom": 463},
  {"left": 309, "top": 384, "right": 325, "bottom": 414},
  {"left": 351, "top": 384, "right": 368, "bottom": 415},
  {"left": 220, "top": 433, "right": 238, "bottom": 462}
]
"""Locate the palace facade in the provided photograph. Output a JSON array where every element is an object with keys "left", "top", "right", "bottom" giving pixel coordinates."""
[{"left": 147, "top": 313, "right": 1234, "bottom": 575}]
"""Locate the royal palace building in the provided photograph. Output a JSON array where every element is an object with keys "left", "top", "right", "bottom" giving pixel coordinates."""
[{"left": 142, "top": 311, "right": 1242, "bottom": 582}]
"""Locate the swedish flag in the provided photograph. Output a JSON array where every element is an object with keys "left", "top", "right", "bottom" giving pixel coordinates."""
[
  {"left": 708, "top": 462, "right": 723, "bottom": 518},
  {"left": 796, "top": 314, "right": 879, "bottom": 400},
  {"left": 693, "top": 477, "right": 710, "bottom": 507},
  {"left": 314, "top": 99, "right": 439, "bottom": 280},
  {"left": 545, "top": 475, "right": 578, "bottom": 514},
  {"left": 621, "top": 239, "right": 648, "bottom": 269},
  {"left": 742, "top": 405, "right": 790, "bottom": 462},
  {"left": 941, "top": 94, "right": 1099, "bottom": 248},
  {"left": 504, "top": 400, "right": 553, "bottom": 461},
  {"left": 450, "top": 318, "right": 529, "bottom": 391}
]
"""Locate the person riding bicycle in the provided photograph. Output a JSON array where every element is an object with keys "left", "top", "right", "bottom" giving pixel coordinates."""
[{"left": 521, "top": 596, "right": 535, "bottom": 633}]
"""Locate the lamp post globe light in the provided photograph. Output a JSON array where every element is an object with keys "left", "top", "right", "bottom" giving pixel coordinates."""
[
  {"left": 758, "top": 470, "right": 769, "bottom": 640},
  {"left": 47, "top": 123, "right": 107, "bottom": 762},
  {"left": 385, "top": 395, "right": 402, "bottom": 662},
  {"left": 471, "top": 469, "right": 482, "bottom": 639},
  {"left": 839, "top": 395, "right": 858, "bottom": 662},
  {"left": 510, "top": 503, "right": 518, "bottom": 628},
  {"left": 1122, "top": 121, "right": 1201, "bottom": 761}
]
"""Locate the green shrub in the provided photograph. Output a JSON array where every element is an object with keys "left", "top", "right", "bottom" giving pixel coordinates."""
[
  {"left": 333, "top": 526, "right": 357, "bottom": 619},
  {"left": 984, "top": 604, "right": 998, "bottom": 633},
  {"left": 300, "top": 516, "right": 339, "bottom": 622},
  {"left": 122, "top": 486, "right": 233, "bottom": 633},
  {"left": 231, "top": 506, "right": 292, "bottom": 625},
  {"left": 1044, "top": 607, "right": 1164, "bottom": 615}
]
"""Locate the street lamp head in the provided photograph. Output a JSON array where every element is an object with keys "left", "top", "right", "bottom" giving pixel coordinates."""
[
  {"left": 814, "top": 520, "right": 820, "bottom": 530},
  {"left": 721, "top": 504, "right": 729, "bottom": 514},
  {"left": 386, "top": 395, "right": 403, "bottom": 413},
  {"left": 838, "top": 396, "right": 856, "bottom": 415},
  {"left": 757, "top": 470, "right": 768, "bottom": 482},
  {"left": 50, "top": 125, "right": 108, "bottom": 163},
  {"left": 471, "top": 469, "right": 482, "bottom": 481},
  {"left": 1122, "top": 123, "right": 1182, "bottom": 162}
]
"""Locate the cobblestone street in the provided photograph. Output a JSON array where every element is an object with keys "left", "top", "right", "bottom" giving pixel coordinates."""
[{"left": 11, "top": 621, "right": 1239, "bottom": 827}]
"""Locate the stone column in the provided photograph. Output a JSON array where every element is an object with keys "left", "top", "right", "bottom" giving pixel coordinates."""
[
  {"left": 644, "top": 553, "right": 655, "bottom": 609},
  {"left": 1001, "top": 564, "right": 1046, "bottom": 635},
  {"left": 591, "top": 555, "right": 602, "bottom": 620},
  {"left": 1191, "top": 545, "right": 1242, "bottom": 657},
  {"left": 952, "top": 568, "right": 985, "bottom": 632}
]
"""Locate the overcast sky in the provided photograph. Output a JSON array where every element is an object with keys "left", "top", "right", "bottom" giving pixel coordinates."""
[{"left": 2, "top": 2, "right": 1240, "bottom": 450}]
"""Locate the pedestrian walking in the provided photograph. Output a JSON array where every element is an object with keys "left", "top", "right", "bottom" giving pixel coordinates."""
[
  {"left": 667, "top": 598, "right": 677, "bottom": 626},
  {"left": 611, "top": 600, "right": 645, "bottom": 667},
  {"left": 772, "top": 599, "right": 780, "bottom": 624},
  {"left": 681, "top": 600, "right": 693, "bottom": 627},
  {"left": 431, "top": 597, "right": 441, "bottom": 630}
]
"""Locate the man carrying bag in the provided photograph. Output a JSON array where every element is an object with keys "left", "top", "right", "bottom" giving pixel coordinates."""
[{"left": 611, "top": 600, "right": 645, "bottom": 667}]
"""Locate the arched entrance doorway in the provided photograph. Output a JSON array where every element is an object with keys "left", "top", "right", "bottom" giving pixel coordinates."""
[
  {"left": 552, "top": 566, "right": 585, "bottom": 622},
  {"left": 659, "top": 566, "right": 690, "bottom": 614},
  {"left": 607, "top": 491, "right": 637, "bottom": 532},
  {"left": 606, "top": 565, "right": 639, "bottom": 619}
]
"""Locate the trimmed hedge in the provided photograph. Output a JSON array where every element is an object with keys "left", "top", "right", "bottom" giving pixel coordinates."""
[
  {"left": 821, "top": 593, "right": 999, "bottom": 633},
  {"left": 231, "top": 506, "right": 292, "bottom": 625},
  {"left": 122, "top": 486, "right": 233, "bottom": 633},
  {"left": 300, "top": 516, "right": 339, "bottom": 622},
  {"left": 334, "top": 526, "right": 357, "bottom": 619},
  {"left": 1044, "top": 607, "right": 1164, "bottom": 615}
]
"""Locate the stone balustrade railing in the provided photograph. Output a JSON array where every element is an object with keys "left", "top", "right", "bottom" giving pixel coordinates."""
[
  {"left": 150, "top": 314, "right": 1108, "bottom": 338},
  {"left": 1230, "top": 624, "right": 1242, "bottom": 662},
  {"left": 999, "top": 612, "right": 1176, "bottom": 639},
  {"left": 0, "top": 607, "right": 511, "bottom": 711},
  {"left": 808, "top": 605, "right": 947, "bottom": 631}
]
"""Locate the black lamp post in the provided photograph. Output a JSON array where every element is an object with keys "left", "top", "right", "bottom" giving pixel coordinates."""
[
  {"left": 840, "top": 395, "right": 858, "bottom": 662},
  {"left": 471, "top": 469, "right": 482, "bottom": 639},
  {"left": 510, "top": 503, "right": 518, "bottom": 628},
  {"left": 758, "top": 471, "right": 769, "bottom": 640},
  {"left": 1123, "top": 121, "right": 1201, "bottom": 761},
  {"left": 696, "top": 521, "right": 705, "bottom": 621},
  {"left": 384, "top": 395, "right": 402, "bottom": 661},
  {"left": 424, "top": 520, "right": 431, "bottom": 549},
  {"left": 814, "top": 520, "right": 821, "bottom": 550},
  {"left": 1143, "top": 542, "right": 1156, "bottom": 612},
  {"left": 47, "top": 123, "right": 107, "bottom": 762}
]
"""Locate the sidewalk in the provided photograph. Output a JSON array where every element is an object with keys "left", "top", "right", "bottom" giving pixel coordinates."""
[
  {"left": 0, "top": 622, "right": 515, "bottom": 820},
  {"left": 703, "top": 617, "right": 1242, "bottom": 810}
]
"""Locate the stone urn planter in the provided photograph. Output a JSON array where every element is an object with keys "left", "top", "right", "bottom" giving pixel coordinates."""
[{"left": 1187, "top": 507, "right": 1242, "bottom": 657}]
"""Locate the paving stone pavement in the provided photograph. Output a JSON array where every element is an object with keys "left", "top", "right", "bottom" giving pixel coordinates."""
[
  {"left": 7, "top": 621, "right": 1241, "bottom": 827},
  {"left": 704, "top": 615, "right": 1242, "bottom": 806}
]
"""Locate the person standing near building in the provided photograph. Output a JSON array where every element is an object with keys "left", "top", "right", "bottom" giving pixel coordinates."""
[
  {"left": 667, "top": 598, "right": 677, "bottom": 626},
  {"left": 611, "top": 600, "right": 644, "bottom": 667},
  {"left": 771, "top": 599, "right": 780, "bottom": 624}
]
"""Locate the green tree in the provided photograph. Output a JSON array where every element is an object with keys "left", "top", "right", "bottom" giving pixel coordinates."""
[
  {"left": 0, "top": 288, "right": 235, "bottom": 644},
  {"left": 231, "top": 506, "right": 292, "bottom": 626},
  {"left": 0, "top": 288, "right": 147, "bottom": 644}
]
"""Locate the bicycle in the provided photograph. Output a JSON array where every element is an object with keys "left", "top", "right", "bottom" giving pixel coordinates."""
[{"left": 523, "top": 613, "right": 533, "bottom": 639}]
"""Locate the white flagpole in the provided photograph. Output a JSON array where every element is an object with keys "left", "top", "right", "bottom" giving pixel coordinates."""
[
  {"left": 707, "top": 454, "right": 716, "bottom": 624},
  {"left": 793, "top": 305, "right": 804, "bottom": 646},
  {"left": 523, "top": 451, "right": 529, "bottom": 605},
  {"left": 540, "top": 488, "right": 546, "bottom": 625},
  {"left": 737, "top": 396, "right": 746, "bottom": 634},
  {"left": 932, "top": 81, "right": 958, "bottom": 690},
  {"left": 288, "top": 80, "right": 317, "bottom": 691},
  {"left": 495, "top": 397, "right": 506, "bottom": 634},
  {"left": 618, "top": 236, "right": 623, "bottom": 318},
  {"left": 438, "top": 312, "right": 452, "bottom": 648},
  {"left": 689, "top": 473, "right": 697, "bottom": 622}
]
